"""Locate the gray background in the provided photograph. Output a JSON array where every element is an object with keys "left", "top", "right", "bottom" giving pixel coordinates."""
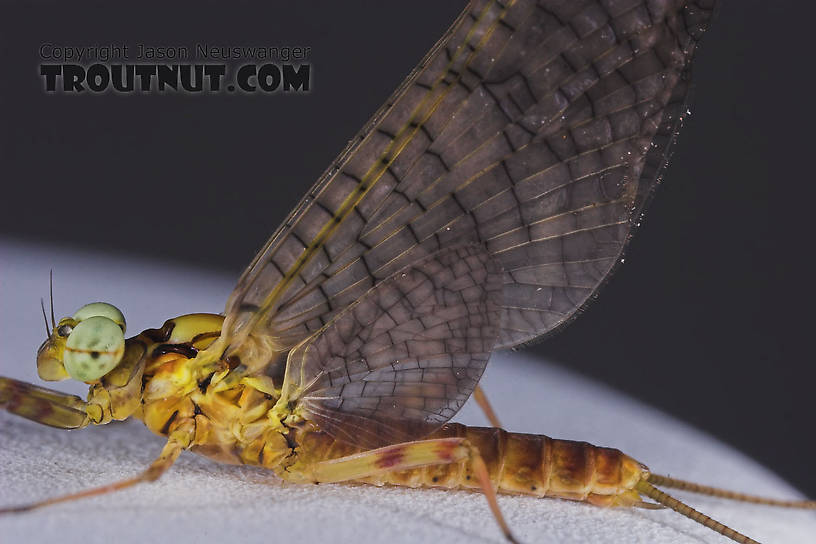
[{"left": 1, "top": 1, "right": 814, "bottom": 497}]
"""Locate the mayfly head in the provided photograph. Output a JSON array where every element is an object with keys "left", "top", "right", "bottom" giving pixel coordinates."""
[{"left": 37, "top": 302, "right": 127, "bottom": 383}]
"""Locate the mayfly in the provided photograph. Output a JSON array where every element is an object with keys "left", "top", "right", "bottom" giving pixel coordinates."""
[{"left": 1, "top": 1, "right": 812, "bottom": 543}]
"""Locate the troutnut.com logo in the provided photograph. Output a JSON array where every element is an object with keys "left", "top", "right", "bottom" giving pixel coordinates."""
[{"left": 38, "top": 43, "right": 312, "bottom": 94}]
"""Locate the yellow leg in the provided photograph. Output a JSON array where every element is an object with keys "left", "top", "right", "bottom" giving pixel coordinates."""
[
  {"left": 303, "top": 437, "right": 518, "bottom": 543},
  {"left": 0, "top": 420, "right": 194, "bottom": 514},
  {"left": 473, "top": 384, "right": 502, "bottom": 428},
  {"left": 0, "top": 376, "right": 89, "bottom": 429}
]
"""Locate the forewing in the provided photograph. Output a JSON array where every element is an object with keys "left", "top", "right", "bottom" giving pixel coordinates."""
[
  {"left": 222, "top": 0, "right": 717, "bottom": 364},
  {"left": 282, "top": 245, "right": 503, "bottom": 448}
]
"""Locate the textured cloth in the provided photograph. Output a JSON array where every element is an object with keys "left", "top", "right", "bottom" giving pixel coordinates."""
[{"left": 1, "top": 238, "right": 813, "bottom": 543}]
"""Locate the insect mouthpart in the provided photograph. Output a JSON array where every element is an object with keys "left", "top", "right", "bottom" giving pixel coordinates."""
[{"left": 36, "top": 334, "right": 70, "bottom": 382}]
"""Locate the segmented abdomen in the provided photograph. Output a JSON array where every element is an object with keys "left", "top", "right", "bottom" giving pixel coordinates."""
[{"left": 363, "top": 423, "right": 647, "bottom": 506}]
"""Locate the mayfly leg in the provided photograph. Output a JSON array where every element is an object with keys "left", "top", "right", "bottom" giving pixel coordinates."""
[
  {"left": 0, "top": 418, "right": 195, "bottom": 514},
  {"left": 0, "top": 377, "right": 89, "bottom": 429},
  {"left": 472, "top": 385, "right": 502, "bottom": 429},
  {"left": 301, "top": 437, "right": 518, "bottom": 543}
]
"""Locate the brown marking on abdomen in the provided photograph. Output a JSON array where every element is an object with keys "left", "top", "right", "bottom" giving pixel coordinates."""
[
  {"left": 497, "top": 429, "right": 545, "bottom": 494},
  {"left": 548, "top": 439, "right": 594, "bottom": 498},
  {"left": 592, "top": 446, "right": 626, "bottom": 495}
]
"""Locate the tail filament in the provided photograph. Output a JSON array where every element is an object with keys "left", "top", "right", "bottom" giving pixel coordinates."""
[
  {"left": 636, "top": 480, "right": 760, "bottom": 544},
  {"left": 648, "top": 473, "right": 816, "bottom": 509}
]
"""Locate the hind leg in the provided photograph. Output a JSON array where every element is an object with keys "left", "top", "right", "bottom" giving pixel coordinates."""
[{"left": 290, "top": 437, "right": 518, "bottom": 543}]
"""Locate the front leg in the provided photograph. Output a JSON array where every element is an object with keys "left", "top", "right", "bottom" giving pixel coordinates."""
[
  {"left": 0, "top": 376, "right": 89, "bottom": 429},
  {"left": 0, "top": 417, "right": 194, "bottom": 514}
]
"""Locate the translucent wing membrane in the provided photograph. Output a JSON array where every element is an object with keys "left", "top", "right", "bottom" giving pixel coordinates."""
[
  {"left": 281, "top": 245, "right": 503, "bottom": 448},
  {"left": 221, "top": 0, "right": 716, "bottom": 365}
]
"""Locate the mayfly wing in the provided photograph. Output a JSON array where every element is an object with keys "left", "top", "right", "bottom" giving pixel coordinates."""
[
  {"left": 218, "top": 0, "right": 717, "bottom": 369},
  {"left": 280, "top": 244, "right": 503, "bottom": 449}
]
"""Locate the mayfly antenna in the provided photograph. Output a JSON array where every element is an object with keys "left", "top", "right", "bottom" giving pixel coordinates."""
[
  {"left": 39, "top": 298, "right": 49, "bottom": 338},
  {"left": 49, "top": 270, "right": 56, "bottom": 328}
]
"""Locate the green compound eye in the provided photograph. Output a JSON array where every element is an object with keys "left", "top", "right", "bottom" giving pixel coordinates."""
[
  {"left": 64, "top": 316, "right": 125, "bottom": 381},
  {"left": 73, "top": 302, "right": 126, "bottom": 333}
]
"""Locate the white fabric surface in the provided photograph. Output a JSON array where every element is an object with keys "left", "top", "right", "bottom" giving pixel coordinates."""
[{"left": 0, "top": 238, "right": 813, "bottom": 544}]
